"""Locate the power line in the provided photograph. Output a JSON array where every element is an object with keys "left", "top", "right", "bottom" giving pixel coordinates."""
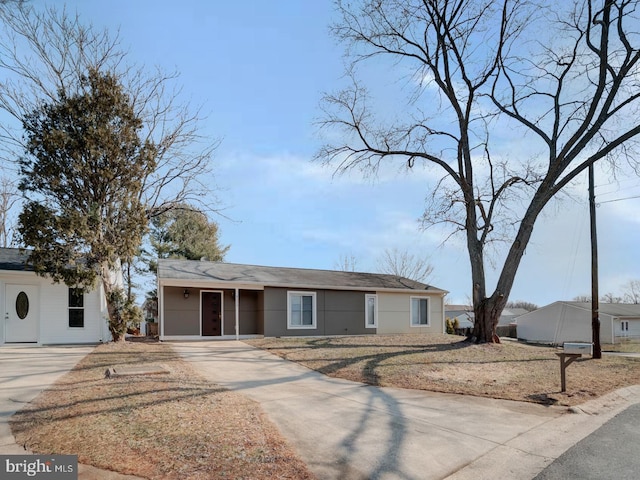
[{"left": 598, "top": 194, "right": 640, "bottom": 204}]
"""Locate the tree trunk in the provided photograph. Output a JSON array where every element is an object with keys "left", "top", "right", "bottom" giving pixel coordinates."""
[
  {"left": 469, "top": 191, "right": 549, "bottom": 343},
  {"left": 471, "top": 296, "right": 507, "bottom": 343},
  {"left": 101, "top": 262, "right": 126, "bottom": 342}
]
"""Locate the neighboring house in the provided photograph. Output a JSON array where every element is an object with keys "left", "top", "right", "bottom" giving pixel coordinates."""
[
  {"left": 157, "top": 260, "right": 448, "bottom": 340},
  {"left": 0, "top": 248, "right": 111, "bottom": 345},
  {"left": 517, "top": 301, "right": 640, "bottom": 345},
  {"left": 444, "top": 306, "right": 474, "bottom": 331},
  {"left": 445, "top": 305, "right": 528, "bottom": 337},
  {"left": 498, "top": 308, "right": 529, "bottom": 326}
]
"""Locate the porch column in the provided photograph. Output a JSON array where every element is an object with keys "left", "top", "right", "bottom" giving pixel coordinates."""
[
  {"left": 235, "top": 288, "right": 240, "bottom": 340},
  {"left": 159, "top": 284, "right": 164, "bottom": 339}
]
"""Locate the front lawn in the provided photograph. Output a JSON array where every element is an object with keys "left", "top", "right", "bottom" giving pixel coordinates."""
[
  {"left": 246, "top": 334, "right": 640, "bottom": 406},
  {"left": 10, "top": 341, "right": 314, "bottom": 480}
]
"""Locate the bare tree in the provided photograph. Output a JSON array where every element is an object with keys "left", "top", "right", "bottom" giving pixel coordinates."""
[
  {"left": 573, "top": 295, "right": 593, "bottom": 302},
  {"left": 505, "top": 300, "right": 538, "bottom": 312},
  {"left": 601, "top": 292, "right": 623, "bottom": 303},
  {"left": 0, "top": 4, "right": 219, "bottom": 219},
  {"left": 0, "top": 175, "right": 19, "bottom": 247},
  {"left": 318, "top": 0, "right": 640, "bottom": 343},
  {"left": 334, "top": 252, "right": 359, "bottom": 272},
  {"left": 622, "top": 280, "right": 640, "bottom": 304},
  {"left": 376, "top": 248, "right": 433, "bottom": 283}
]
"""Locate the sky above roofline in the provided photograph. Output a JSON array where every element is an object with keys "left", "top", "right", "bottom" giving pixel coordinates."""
[{"left": 7, "top": 1, "right": 639, "bottom": 307}]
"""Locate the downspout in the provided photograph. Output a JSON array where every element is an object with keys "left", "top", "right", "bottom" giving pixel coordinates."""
[
  {"left": 235, "top": 288, "right": 240, "bottom": 341},
  {"left": 440, "top": 293, "right": 447, "bottom": 333}
]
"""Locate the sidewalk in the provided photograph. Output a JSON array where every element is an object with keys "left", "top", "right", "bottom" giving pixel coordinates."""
[{"left": 173, "top": 340, "right": 639, "bottom": 480}]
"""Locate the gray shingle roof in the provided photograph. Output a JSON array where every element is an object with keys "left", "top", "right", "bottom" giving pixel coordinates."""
[
  {"left": 158, "top": 259, "right": 446, "bottom": 293},
  {"left": 0, "top": 248, "right": 32, "bottom": 271},
  {"left": 564, "top": 302, "right": 640, "bottom": 317}
]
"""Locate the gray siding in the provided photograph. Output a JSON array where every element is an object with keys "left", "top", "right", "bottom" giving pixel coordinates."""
[
  {"left": 263, "top": 287, "right": 371, "bottom": 337},
  {"left": 223, "top": 290, "right": 263, "bottom": 335},
  {"left": 163, "top": 286, "right": 200, "bottom": 335},
  {"left": 323, "top": 290, "right": 370, "bottom": 335}
]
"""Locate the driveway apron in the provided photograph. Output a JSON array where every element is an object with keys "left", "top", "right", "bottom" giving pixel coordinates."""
[
  {"left": 0, "top": 345, "right": 94, "bottom": 454},
  {"left": 173, "top": 341, "right": 569, "bottom": 480}
]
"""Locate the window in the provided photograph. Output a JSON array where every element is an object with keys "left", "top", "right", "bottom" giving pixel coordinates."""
[
  {"left": 365, "top": 294, "right": 377, "bottom": 328},
  {"left": 69, "top": 288, "right": 84, "bottom": 328},
  {"left": 410, "top": 297, "right": 429, "bottom": 326},
  {"left": 287, "top": 291, "right": 316, "bottom": 329}
]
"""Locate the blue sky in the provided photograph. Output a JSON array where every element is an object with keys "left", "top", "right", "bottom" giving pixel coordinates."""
[{"left": 33, "top": 1, "right": 640, "bottom": 305}]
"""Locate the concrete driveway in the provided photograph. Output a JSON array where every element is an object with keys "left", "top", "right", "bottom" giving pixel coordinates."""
[
  {"left": 0, "top": 345, "right": 94, "bottom": 454},
  {"left": 0, "top": 345, "right": 146, "bottom": 480},
  {"left": 173, "top": 341, "right": 638, "bottom": 480}
]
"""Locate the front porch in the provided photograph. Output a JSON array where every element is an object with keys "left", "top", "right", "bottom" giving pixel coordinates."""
[{"left": 159, "top": 285, "right": 265, "bottom": 340}]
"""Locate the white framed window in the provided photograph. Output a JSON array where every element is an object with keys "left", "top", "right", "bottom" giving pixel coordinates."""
[
  {"left": 410, "top": 296, "right": 429, "bottom": 327},
  {"left": 287, "top": 291, "right": 317, "bottom": 329},
  {"left": 69, "top": 288, "right": 85, "bottom": 328},
  {"left": 365, "top": 294, "right": 377, "bottom": 328}
]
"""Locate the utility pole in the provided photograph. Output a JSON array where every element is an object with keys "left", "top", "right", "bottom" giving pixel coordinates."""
[{"left": 589, "top": 164, "right": 602, "bottom": 359}]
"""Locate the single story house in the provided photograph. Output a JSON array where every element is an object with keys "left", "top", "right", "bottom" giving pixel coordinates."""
[
  {"left": 444, "top": 305, "right": 527, "bottom": 326},
  {"left": 0, "top": 248, "right": 111, "bottom": 345},
  {"left": 445, "top": 305, "right": 473, "bottom": 327},
  {"left": 516, "top": 301, "right": 640, "bottom": 345},
  {"left": 497, "top": 307, "right": 529, "bottom": 326},
  {"left": 157, "top": 260, "right": 448, "bottom": 340}
]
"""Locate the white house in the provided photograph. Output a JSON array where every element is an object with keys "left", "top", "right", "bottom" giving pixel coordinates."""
[
  {"left": 0, "top": 248, "right": 111, "bottom": 345},
  {"left": 516, "top": 301, "right": 640, "bottom": 345}
]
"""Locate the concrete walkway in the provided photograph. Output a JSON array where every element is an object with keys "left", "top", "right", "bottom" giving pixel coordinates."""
[
  {"left": 173, "top": 341, "right": 640, "bottom": 480},
  {"left": 0, "top": 345, "right": 143, "bottom": 480}
]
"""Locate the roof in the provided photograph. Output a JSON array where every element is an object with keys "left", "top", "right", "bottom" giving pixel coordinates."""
[
  {"left": 516, "top": 301, "right": 640, "bottom": 322},
  {"left": 445, "top": 304, "right": 472, "bottom": 312},
  {"left": 501, "top": 308, "right": 529, "bottom": 317},
  {"left": 0, "top": 248, "right": 33, "bottom": 271},
  {"left": 561, "top": 301, "right": 640, "bottom": 317},
  {"left": 157, "top": 259, "right": 447, "bottom": 293}
]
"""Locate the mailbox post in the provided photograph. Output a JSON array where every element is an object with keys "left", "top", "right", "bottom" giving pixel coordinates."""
[{"left": 556, "top": 343, "right": 593, "bottom": 392}]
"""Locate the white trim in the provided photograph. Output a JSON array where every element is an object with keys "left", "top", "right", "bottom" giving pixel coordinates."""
[
  {"left": 235, "top": 288, "right": 240, "bottom": 340},
  {"left": 410, "top": 296, "right": 430, "bottom": 327},
  {"left": 68, "top": 287, "right": 85, "bottom": 329},
  {"left": 365, "top": 294, "right": 377, "bottom": 328},
  {"left": 287, "top": 291, "right": 317, "bottom": 329},
  {"left": 160, "top": 334, "right": 263, "bottom": 341},
  {"left": 200, "top": 290, "right": 224, "bottom": 336},
  {"left": 159, "top": 283, "right": 164, "bottom": 339}
]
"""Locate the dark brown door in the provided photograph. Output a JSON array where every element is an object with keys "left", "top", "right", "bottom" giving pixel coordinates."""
[{"left": 202, "top": 292, "right": 222, "bottom": 336}]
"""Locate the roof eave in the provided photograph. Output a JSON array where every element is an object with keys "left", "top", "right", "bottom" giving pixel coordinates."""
[{"left": 158, "top": 277, "right": 447, "bottom": 295}]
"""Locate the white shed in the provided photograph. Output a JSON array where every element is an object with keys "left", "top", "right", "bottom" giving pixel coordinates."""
[
  {"left": 516, "top": 301, "right": 640, "bottom": 345},
  {"left": 0, "top": 248, "right": 111, "bottom": 345}
]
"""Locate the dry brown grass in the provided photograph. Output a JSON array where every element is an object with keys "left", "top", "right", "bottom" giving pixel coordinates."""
[
  {"left": 602, "top": 339, "right": 640, "bottom": 353},
  {"left": 10, "top": 341, "right": 314, "bottom": 480},
  {"left": 246, "top": 334, "right": 640, "bottom": 406}
]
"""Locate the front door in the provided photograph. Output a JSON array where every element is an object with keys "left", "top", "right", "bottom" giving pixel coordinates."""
[
  {"left": 5, "top": 284, "right": 39, "bottom": 343},
  {"left": 202, "top": 292, "right": 222, "bottom": 336}
]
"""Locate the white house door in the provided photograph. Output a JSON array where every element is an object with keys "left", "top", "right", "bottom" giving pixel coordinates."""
[
  {"left": 5, "top": 284, "right": 39, "bottom": 343},
  {"left": 621, "top": 320, "right": 629, "bottom": 337}
]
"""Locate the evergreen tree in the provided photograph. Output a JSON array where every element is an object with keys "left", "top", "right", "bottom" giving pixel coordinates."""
[{"left": 18, "top": 68, "right": 155, "bottom": 341}]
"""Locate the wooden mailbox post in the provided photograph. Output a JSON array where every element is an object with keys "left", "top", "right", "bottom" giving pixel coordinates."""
[{"left": 556, "top": 343, "right": 593, "bottom": 392}]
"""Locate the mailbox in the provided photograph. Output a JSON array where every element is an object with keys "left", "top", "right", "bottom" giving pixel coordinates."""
[{"left": 563, "top": 342, "right": 593, "bottom": 355}]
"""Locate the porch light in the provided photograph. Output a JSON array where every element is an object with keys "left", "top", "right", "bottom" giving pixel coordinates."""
[{"left": 183, "top": 289, "right": 190, "bottom": 299}]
